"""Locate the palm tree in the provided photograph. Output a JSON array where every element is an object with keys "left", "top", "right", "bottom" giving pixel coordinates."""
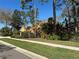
[
  {"left": 53, "top": 0, "right": 56, "bottom": 33},
  {"left": 21, "top": 0, "right": 61, "bottom": 33}
]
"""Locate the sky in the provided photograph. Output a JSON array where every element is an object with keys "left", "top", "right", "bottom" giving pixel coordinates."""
[{"left": 0, "top": 0, "right": 62, "bottom": 28}]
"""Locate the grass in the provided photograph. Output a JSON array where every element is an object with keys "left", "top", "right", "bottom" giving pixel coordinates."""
[
  {"left": 25, "top": 38, "right": 79, "bottom": 47},
  {"left": 1, "top": 38, "right": 79, "bottom": 59}
]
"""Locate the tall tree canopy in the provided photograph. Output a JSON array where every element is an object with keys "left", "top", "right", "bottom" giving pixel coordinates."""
[
  {"left": 10, "top": 9, "right": 23, "bottom": 30},
  {"left": 0, "top": 9, "right": 12, "bottom": 27}
]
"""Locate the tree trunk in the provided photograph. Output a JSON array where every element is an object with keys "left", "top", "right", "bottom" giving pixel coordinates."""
[
  {"left": 5, "top": 19, "right": 8, "bottom": 27},
  {"left": 53, "top": 0, "right": 56, "bottom": 34}
]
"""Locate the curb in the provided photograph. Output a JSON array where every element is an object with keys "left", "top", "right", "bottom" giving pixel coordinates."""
[
  {"left": 10, "top": 38, "right": 79, "bottom": 51},
  {"left": 0, "top": 40, "right": 48, "bottom": 59}
]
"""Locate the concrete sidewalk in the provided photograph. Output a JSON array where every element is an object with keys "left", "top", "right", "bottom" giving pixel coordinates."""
[
  {"left": 0, "top": 40, "right": 48, "bottom": 59},
  {"left": 9, "top": 38, "right": 79, "bottom": 51}
]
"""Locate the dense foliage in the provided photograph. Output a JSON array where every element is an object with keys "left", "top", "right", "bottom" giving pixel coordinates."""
[
  {"left": 10, "top": 9, "right": 24, "bottom": 30},
  {"left": 0, "top": 27, "right": 12, "bottom": 36},
  {"left": 0, "top": 0, "right": 79, "bottom": 41}
]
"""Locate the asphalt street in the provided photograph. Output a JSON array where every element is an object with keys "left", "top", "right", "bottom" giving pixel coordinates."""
[{"left": 0, "top": 45, "right": 31, "bottom": 59}]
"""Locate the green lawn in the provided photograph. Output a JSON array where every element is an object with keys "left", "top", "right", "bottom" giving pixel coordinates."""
[
  {"left": 25, "top": 38, "right": 79, "bottom": 47},
  {"left": 1, "top": 38, "right": 79, "bottom": 59}
]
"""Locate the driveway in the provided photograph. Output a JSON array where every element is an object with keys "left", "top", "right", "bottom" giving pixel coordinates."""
[{"left": 0, "top": 45, "right": 31, "bottom": 59}]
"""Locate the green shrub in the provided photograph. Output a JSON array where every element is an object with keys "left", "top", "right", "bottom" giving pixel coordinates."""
[
  {"left": 11, "top": 29, "right": 21, "bottom": 38},
  {"left": 48, "top": 34, "right": 60, "bottom": 40},
  {"left": 11, "top": 35, "right": 21, "bottom": 38},
  {"left": 61, "top": 33, "right": 73, "bottom": 41},
  {"left": 20, "top": 32, "right": 35, "bottom": 38},
  {"left": 21, "top": 32, "right": 29, "bottom": 38},
  {"left": 70, "top": 33, "right": 79, "bottom": 41},
  {"left": 40, "top": 32, "right": 48, "bottom": 39},
  {"left": 30, "top": 33, "right": 35, "bottom": 38},
  {"left": 0, "top": 27, "right": 12, "bottom": 36},
  {"left": 12, "top": 29, "right": 20, "bottom": 35}
]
